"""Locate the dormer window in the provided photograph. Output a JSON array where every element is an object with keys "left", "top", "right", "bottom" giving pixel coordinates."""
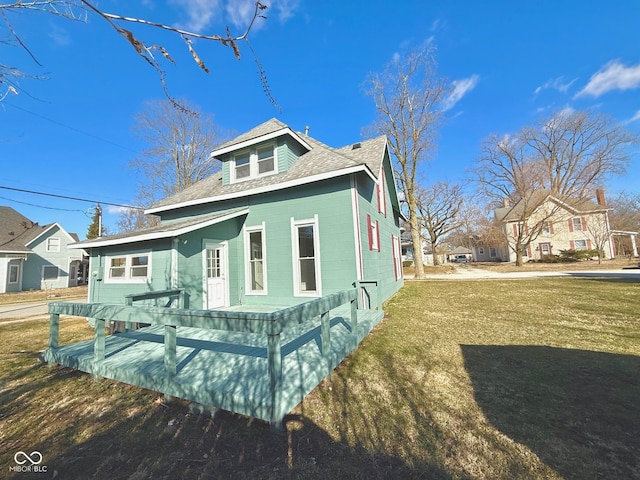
[{"left": 231, "top": 144, "right": 276, "bottom": 182}]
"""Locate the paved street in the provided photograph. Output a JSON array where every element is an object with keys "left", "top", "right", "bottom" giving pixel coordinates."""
[
  {"left": 406, "top": 265, "right": 640, "bottom": 280},
  {"left": 0, "top": 296, "right": 87, "bottom": 322}
]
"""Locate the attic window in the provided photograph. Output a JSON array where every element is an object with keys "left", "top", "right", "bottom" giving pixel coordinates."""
[
  {"left": 352, "top": 143, "right": 362, "bottom": 150},
  {"left": 232, "top": 144, "right": 276, "bottom": 183}
]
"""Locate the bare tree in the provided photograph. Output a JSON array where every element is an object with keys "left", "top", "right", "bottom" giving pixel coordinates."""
[
  {"left": 524, "top": 110, "right": 636, "bottom": 199},
  {"left": 1, "top": 1, "right": 277, "bottom": 108},
  {"left": 474, "top": 109, "right": 636, "bottom": 266},
  {"left": 443, "top": 196, "right": 485, "bottom": 250},
  {"left": 416, "top": 182, "right": 464, "bottom": 265},
  {"left": 365, "top": 45, "right": 451, "bottom": 278},
  {"left": 608, "top": 191, "right": 640, "bottom": 257},
  {"left": 118, "top": 99, "right": 228, "bottom": 232}
]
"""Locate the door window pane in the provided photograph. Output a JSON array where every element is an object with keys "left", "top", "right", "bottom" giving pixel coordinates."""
[{"left": 208, "top": 249, "right": 221, "bottom": 278}]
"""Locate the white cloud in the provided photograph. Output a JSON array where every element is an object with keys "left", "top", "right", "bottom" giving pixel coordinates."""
[
  {"left": 273, "top": 0, "right": 300, "bottom": 23},
  {"left": 443, "top": 74, "right": 479, "bottom": 111},
  {"left": 621, "top": 110, "right": 640, "bottom": 125},
  {"left": 48, "top": 23, "right": 71, "bottom": 47},
  {"left": 575, "top": 60, "right": 640, "bottom": 98},
  {"left": 170, "top": 0, "right": 222, "bottom": 33},
  {"left": 533, "top": 76, "right": 577, "bottom": 95}
]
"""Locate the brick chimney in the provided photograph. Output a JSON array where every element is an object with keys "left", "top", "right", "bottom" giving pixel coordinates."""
[{"left": 596, "top": 188, "right": 606, "bottom": 206}]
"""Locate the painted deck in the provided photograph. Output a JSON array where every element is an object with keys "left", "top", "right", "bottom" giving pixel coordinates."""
[{"left": 45, "top": 288, "right": 383, "bottom": 429}]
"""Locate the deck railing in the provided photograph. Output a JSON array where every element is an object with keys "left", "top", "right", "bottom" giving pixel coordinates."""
[{"left": 48, "top": 288, "right": 369, "bottom": 428}]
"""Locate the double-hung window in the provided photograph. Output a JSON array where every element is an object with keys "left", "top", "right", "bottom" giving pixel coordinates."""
[
  {"left": 244, "top": 223, "right": 267, "bottom": 294},
  {"left": 8, "top": 264, "right": 19, "bottom": 284},
  {"left": 572, "top": 217, "right": 584, "bottom": 231},
  {"left": 292, "top": 216, "right": 321, "bottom": 296},
  {"left": 105, "top": 253, "right": 151, "bottom": 283},
  {"left": 574, "top": 239, "right": 588, "bottom": 250},
  {"left": 232, "top": 144, "right": 276, "bottom": 182},
  {"left": 46, "top": 237, "right": 61, "bottom": 252}
]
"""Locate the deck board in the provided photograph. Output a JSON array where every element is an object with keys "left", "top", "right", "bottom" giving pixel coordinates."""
[{"left": 46, "top": 304, "right": 383, "bottom": 424}]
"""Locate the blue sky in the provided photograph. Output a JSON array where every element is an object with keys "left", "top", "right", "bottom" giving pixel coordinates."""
[{"left": 2, "top": 0, "right": 639, "bottom": 239}]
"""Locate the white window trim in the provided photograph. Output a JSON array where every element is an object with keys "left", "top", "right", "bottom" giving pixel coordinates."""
[
  {"left": 572, "top": 217, "right": 583, "bottom": 231},
  {"left": 244, "top": 222, "right": 268, "bottom": 295},
  {"left": 8, "top": 264, "right": 20, "bottom": 284},
  {"left": 291, "top": 215, "right": 322, "bottom": 297},
  {"left": 231, "top": 143, "right": 277, "bottom": 183},
  {"left": 574, "top": 239, "right": 588, "bottom": 250},
  {"left": 104, "top": 253, "right": 152, "bottom": 284},
  {"left": 377, "top": 168, "right": 387, "bottom": 216},
  {"left": 46, "top": 237, "right": 61, "bottom": 252},
  {"left": 42, "top": 265, "right": 59, "bottom": 281}
]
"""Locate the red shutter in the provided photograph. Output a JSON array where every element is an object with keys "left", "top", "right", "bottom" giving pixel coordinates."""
[
  {"left": 570, "top": 240, "right": 575, "bottom": 249},
  {"left": 582, "top": 216, "right": 587, "bottom": 230},
  {"left": 568, "top": 219, "right": 574, "bottom": 232},
  {"left": 527, "top": 245, "right": 532, "bottom": 257},
  {"left": 376, "top": 221, "right": 381, "bottom": 252},
  {"left": 367, "top": 215, "right": 372, "bottom": 250},
  {"left": 513, "top": 224, "right": 518, "bottom": 237},
  {"left": 587, "top": 239, "right": 592, "bottom": 249},
  {"left": 549, "top": 222, "right": 554, "bottom": 234}
]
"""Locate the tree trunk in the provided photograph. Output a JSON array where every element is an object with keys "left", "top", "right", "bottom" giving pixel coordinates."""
[{"left": 410, "top": 211, "right": 425, "bottom": 279}]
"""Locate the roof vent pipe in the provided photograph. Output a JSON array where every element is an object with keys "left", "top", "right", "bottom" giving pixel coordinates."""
[{"left": 304, "top": 126, "right": 309, "bottom": 136}]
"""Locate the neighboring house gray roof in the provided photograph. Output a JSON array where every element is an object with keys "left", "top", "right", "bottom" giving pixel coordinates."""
[
  {"left": 496, "top": 190, "right": 610, "bottom": 222},
  {"left": 148, "top": 126, "right": 386, "bottom": 214},
  {"left": 0, "top": 206, "right": 48, "bottom": 253}
]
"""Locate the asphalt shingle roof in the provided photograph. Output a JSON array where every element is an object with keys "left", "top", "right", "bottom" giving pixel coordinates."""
[
  {"left": 0, "top": 206, "right": 48, "bottom": 253},
  {"left": 150, "top": 122, "right": 387, "bottom": 212}
]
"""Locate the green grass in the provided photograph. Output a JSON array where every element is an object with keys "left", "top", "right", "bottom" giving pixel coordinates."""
[{"left": 1, "top": 277, "right": 639, "bottom": 479}]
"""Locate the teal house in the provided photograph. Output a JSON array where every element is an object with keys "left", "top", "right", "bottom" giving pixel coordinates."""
[
  {"left": 53, "top": 119, "right": 404, "bottom": 427},
  {"left": 72, "top": 119, "right": 404, "bottom": 309}
]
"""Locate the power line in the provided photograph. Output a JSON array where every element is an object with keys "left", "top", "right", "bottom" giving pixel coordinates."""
[
  {"left": 0, "top": 194, "right": 87, "bottom": 213},
  {"left": 4, "top": 102, "right": 139, "bottom": 154},
  {"left": 0, "top": 185, "right": 144, "bottom": 210}
]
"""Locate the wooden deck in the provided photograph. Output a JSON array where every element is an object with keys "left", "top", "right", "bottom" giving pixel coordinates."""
[{"left": 45, "top": 288, "right": 383, "bottom": 429}]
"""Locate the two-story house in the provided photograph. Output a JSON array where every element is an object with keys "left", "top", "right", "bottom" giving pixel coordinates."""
[
  {"left": 70, "top": 119, "right": 404, "bottom": 308},
  {"left": 0, "top": 206, "right": 88, "bottom": 293},
  {"left": 493, "top": 189, "right": 613, "bottom": 262}
]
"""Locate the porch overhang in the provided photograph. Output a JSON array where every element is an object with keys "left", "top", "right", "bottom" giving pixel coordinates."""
[{"left": 69, "top": 207, "right": 249, "bottom": 249}]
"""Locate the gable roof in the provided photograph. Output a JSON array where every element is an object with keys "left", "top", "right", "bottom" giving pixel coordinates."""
[
  {"left": 0, "top": 206, "right": 47, "bottom": 253},
  {"left": 496, "top": 190, "right": 611, "bottom": 222},
  {"left": 147, "top": 122, "right": 388, "bottom": 215},
  {"left": 210, "top": 118, "right": 312, "bottom": 157}
]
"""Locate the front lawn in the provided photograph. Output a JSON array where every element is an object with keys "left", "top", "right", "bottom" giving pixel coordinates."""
[{"left": 1, "top": 277, "right": 638, "bottom": 479}]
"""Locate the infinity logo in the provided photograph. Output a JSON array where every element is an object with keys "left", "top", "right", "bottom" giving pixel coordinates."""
[{"left": 14, "top": 451, "right": 43, "bottom": 465}]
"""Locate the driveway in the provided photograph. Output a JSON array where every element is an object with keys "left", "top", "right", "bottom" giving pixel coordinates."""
[
  {"left": 407, "top": 264, "right": 640, "bottom": 281},
  {"left": 0, "top": 296, "right": 87, "bottom": 323}
]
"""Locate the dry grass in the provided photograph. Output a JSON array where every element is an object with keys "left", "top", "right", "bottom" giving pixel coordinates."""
[
  {"left": 0, "top": 286, "right": 88, "bottom": 305},
  {"left": 1, "top": 277, "right": 639, "bottom": 479}
]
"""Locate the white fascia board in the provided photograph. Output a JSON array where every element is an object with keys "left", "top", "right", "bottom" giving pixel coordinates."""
[
  {"left": 0, "top": 250, "right": 30, "bottom": 256},
  {"left": 146, "top": 165, "right": 376, "bottom": 215},
  {"left": 210, "top": 128, "right": 312, "bottom": 158},
  {"left": 69, "top": 208, "right": 249, "bottom": 249},
  {"left": 25, "top": 222, "right": 76, "bottom": 247}
]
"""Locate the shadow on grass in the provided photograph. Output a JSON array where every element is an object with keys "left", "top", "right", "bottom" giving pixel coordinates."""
[
  {"left": 461, "top": 345, "right": 640, "bottom": 480},
  {"left": 1, "top": 364, "right": 446, "bottom": 480}
]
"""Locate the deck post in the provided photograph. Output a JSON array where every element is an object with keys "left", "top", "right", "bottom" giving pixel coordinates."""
[
  {"left": 49, "top": 313, "right": 59, "bottom": 349},
  {"left": 350, "top": 298, "right": 358, "bottom": 334},
  {"left": 267, "top": 332, "right": 283, "bottom": 431},
  {"left": 320, "top": 311, "right": 331, "bottom": 356},
  {"left": 94, "top": 318, "right": 105, "bottom": 362},
  {"left": 124, "top": 296, "right": 133, "bottom": 331},
  {"left": 164, "top": 325, "right": 177, "bottom": 376}
]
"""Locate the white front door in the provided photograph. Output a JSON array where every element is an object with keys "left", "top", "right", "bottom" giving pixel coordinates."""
[{"left": 205, "top": 243, "right": 227, "bottom": 309}]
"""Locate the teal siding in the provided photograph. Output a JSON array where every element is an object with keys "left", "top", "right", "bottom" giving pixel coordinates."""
[
  {"left": 89, "top": 240, "right": 173, "bottom": 305},
  {"left": 355, "top": 156, "right": 403, "bottom": 304},
  {"left": 90, "top": 159, "right": 402, "bottom": 309}
]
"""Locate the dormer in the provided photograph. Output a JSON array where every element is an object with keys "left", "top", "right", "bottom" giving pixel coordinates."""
[{"left": 210, "top": 118, "right": 312, "bottom": 186}]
